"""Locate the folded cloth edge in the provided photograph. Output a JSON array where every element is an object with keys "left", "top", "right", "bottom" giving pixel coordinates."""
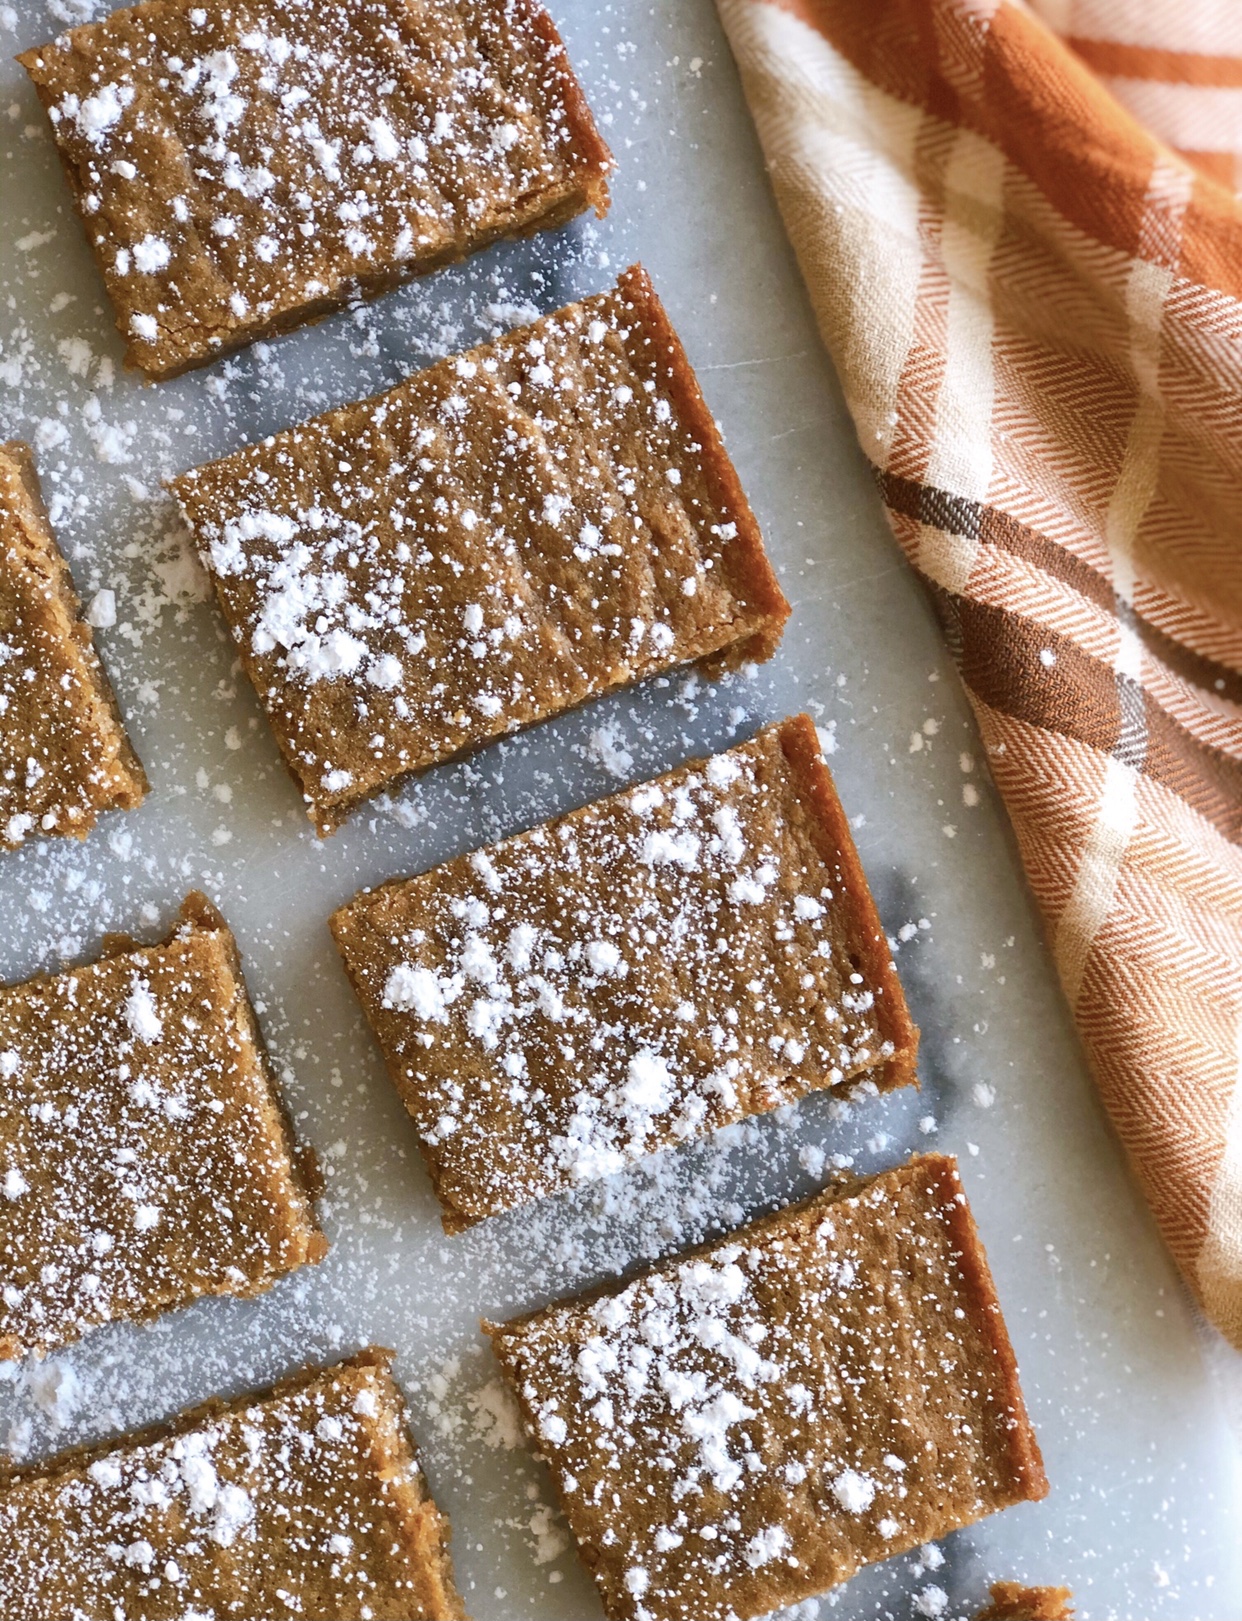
[{"left": 714, "top": 0, "right": 1242, "bottom": 1347}]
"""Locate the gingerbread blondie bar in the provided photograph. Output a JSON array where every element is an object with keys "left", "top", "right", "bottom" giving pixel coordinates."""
[
  {"left": 20, "top": 0, "right": 611, "bottom": 380},
  {"left": 977, "top": 1584, "right": 1074, "bottom": 1620},
  {"left": 331, "top": 715, "right": 916, "bottom": 1231},
  {"left": 0, "top": 892, "right": 326, "bottom": 1360},
  {"left": 487, "top": 1155, "right": 1046, "bottom": 1621},
  {"left": 0, "top": 442, "right": 146, "bottom": 848},
  {"left": 172, "top": 266, "right": 788, "bottom": 832},
  {"left": 0, "top": 1348, "right": 464, "bottom": 1620}
]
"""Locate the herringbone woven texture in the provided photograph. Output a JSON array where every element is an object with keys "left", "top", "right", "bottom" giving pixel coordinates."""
[{"left": 716, "top": 0, "right": 1242, "bottom": 1343}]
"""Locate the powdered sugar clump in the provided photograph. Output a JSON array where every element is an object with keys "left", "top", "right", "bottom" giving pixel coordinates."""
[{"left": 124, "top": 977, "right": 163, "bottom": 1042}]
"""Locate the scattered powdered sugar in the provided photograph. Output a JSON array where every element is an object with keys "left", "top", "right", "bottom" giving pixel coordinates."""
[
  {"left": 466, "top": 1378, "right": 525, "bottom": 1452},
  {"left": 587, "top": 719, "right": 635, "bottom": 779},
  {"left": 383, "top": 962, "right": 448, "bottom": 1023},
  {"left": 489, "top": 1163, "right": 1004, "bottom": 1619},
  {"left": 56, "top": 82, "right": 134, "bottom": 147},
  {"left": 913, "top": 1585, "right": 950, "bottom": 1618},
  {"left": 86, "top": 588, "right": 117, "bottom": 629},
  {"left": 25, "top": 1360, "right": 82, "bottom": 1429},
  {"left": 744, "top": 1524, "right": 791, "bottom": 1567},
  {"left": 344, "top": 722, "right": 898, "bottom": 1221}
]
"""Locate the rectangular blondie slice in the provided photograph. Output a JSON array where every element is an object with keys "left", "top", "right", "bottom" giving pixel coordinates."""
[
  {"left": 487, "top": 1156, "right": 1047, "bottom": 1621},
  {"left": 172, "top": 266, "right": 789, "bottom": 832},
  {"left": 0, "top": 1348, "right": 465, "bottom": 1621},
  {"left": 0, "top": 442, "right": 146, "bottom": 849},
  {"left": 0, "top": 892, "right": 326, "bottom": 1359},
  {"left": 20, "top": 0, "right": 612, "bottom": 379},
  {"left": 331, "top": 715, "right": 916, "bottom": 1230}
]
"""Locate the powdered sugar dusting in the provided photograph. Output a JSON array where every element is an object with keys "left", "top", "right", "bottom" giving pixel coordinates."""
[
  {"left": 27, "top": 0, "right": 613, "bottom": 375},
  {"left": 489, "top": 1159, "right": 1034, "bottom": 1620},
  {"left": 173, "top": 273, "right": 772, "bottom": 828},
  {"left": 336, "top": 720, "right": 907, "bottom": 1226}
]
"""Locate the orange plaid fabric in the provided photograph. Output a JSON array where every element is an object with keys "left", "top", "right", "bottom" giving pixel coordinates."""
[
  {"left": 716, "top": 0, "right": 1242, "bottom": 1344},
  {"left": 1031, "top": 0, "right": 1242, "bottom": 195}
]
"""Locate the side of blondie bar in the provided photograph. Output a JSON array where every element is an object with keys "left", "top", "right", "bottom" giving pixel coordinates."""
[
  {"left": 976, "top": 1584, "right": 1074, "bottom": 1621},
  {"left": 172, "top": 266, "right": 789, "bottom": 831},
  {"left": 0, "top": 442, "right": 146, "bottom": 848},
  {"left": 0, "top": 892, "right": 326, "bottom": 1359},
  {"left": 20, "top": 0, "right": 612, "bottom": 378},
  {"left": 0, "top": 1348, "right": 465, "bottom": 1621},
  {"left": 487, "top": 1155, "right": 1045, "bottom": 1621}
]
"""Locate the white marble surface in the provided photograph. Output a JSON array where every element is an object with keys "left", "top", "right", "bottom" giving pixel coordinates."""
[{"left": 1, "top": 1, "right": 1241, "bottom": 1616}]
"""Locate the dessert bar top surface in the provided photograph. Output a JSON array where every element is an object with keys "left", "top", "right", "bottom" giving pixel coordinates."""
[
  {"left": 20, "top": 0, "right": 611, "bottom": 378},
  {"left": 172, "top": 266, "right": 788, "bottom": 831},
  {"left": 487, "top": 1155, "right": 1046, "bottom": 1621},
  {"left": 0, "top": 442, "right": 146, "bottom": 848},
  {"left": 0, "top": 892, "right": 325, "bottom": 1360},
  {"left": 332, "top": 715, "right": 916, "bottom": 1230},
  {"left": 0, "top": 1349, "right": 465, "bottom": 1621}
]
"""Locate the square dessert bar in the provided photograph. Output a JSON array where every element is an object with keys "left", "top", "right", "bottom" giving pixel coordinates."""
[
  {"left": 0, "top": 891, "right": 326, "bottom": 1360},
  {"left": 331, "top": 714, "right": 917, "bottom": 1231},
  {"left": 172, "top": 266, "right": 789, "bottom": 832},
  {"left": 487, "top": 1155, "right": 1047, "bottom": 1621},
  {"left": 20, "top": 0, "right": 612, "bottom": 379},
  {"left": 0, "top": 1348, "right": 465, "bottom": 1620},
  {"left": 0, "top": 442, "right": 146, "bottom": 849}
]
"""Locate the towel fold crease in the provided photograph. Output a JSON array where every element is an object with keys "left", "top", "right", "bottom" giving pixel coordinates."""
[{"left": 716, "top": 0, "right": 1242, "bottom": 1344}]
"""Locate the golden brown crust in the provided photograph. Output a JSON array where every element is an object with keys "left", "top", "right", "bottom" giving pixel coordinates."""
[
  {"left": 348, "top": 1352, "right": 469, "bottom": 1621},
  {"left": 0, "top": 1349, "right": 467, "bottom": 1620},
  {"left": 777, "top": 713, "right": 919, "bottom": 1091},
  {"left": 19, "top": 0, "right": 612, "bottom": 380},
  {"left": 924, "top": 1158, "right": 1049, "bottom": 1504},
  {"left": 0, "top": 442, "right": 147, "bottom": 843},
  {"left": 183, "top": 892, "right": 330, "bottom": 1249},
  {"left": 977, "top": 1581, "right": 1074, "bottom": 1620},
  {"left": 616, "top": 265, "right": 791, "bottom": 666},
  {"left": 0, "top": 892, "right": 327, "bottom": 1359},
  {"left": 486, "top": 1155, "right": 1044, "bottom": 1621},
  {"left": 513, "top": 0, "right": 614, "bottom": 216}
]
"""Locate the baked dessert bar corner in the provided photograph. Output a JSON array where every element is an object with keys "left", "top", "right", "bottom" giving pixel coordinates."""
[{"left": 977, "top": 1583, "right": 1074, "bottom": 1620}]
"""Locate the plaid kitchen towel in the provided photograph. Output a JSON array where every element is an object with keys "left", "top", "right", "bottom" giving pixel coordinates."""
[
  {"left": 714, "top": 0, "right": 1242, "bottom": 1345},
  {"left": 1030, "top": 0, "right": 1242, "bottom": 195}
]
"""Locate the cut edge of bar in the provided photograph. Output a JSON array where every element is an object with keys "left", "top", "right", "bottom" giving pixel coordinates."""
[{"left": 0, "top": 440, "right": 148, "bottom": 843}]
